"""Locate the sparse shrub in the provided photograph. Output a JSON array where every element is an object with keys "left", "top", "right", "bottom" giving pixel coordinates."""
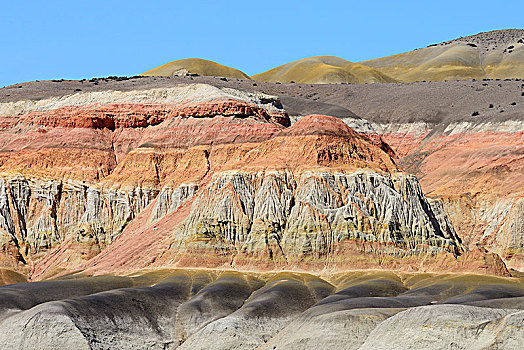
[
  {"left": 489, "top": 104, "right": 494, "bottom": 108},
  {"left": 472, "top": 111, "right": 480, "bottom": 116},
  {"left": 510, "top": 102, "right": 517, "bottom": 105},
  {"left": 74, "top": 89, "right": 81, "bottom": 92}
]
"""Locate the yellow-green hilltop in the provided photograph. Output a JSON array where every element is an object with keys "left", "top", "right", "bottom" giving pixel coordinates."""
[{"left": 140, "top": 29, "right": 524, "bottom": 83}]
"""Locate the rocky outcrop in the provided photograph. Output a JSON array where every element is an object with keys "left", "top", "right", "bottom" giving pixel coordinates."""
[
  {"left": 169, "top": 170, "right": 461, "bottom": 269},
  {"left": 0, "top": 176, "right": 157, "bottom": 273},
  {"left": 307, "top": 78, "right": 524, "bottom": 272},
  {"left": 372, "top": 119, "right": 524, "bottom": 270}
]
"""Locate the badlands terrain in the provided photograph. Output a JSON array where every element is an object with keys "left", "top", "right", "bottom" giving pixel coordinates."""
[{"left": 0, "top": 28, "right": 523, "bottom": 349}]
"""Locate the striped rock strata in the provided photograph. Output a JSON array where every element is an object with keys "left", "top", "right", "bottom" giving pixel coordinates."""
[{"left": 0, "top": 83, "right": 505, "bottom": 279}]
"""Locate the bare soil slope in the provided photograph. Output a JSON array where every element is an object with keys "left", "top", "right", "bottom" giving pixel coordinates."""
[{"left": 361, "top": 29, "right": 524, "bottom": 82}]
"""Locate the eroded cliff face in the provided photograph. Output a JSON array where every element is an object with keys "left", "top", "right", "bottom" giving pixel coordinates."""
[
  {"left": 168, "top": 170, "right": 460, "bottom": 268},
  {"left": 0, "top": 82, "right": 506, "bottom": 279},
  {"left": 0, "top": 84, "right": 289, "bottom": 276},
  {"left": 370, "top": 119, "right": 524, "bottom": 271},
  {"left": 0, "top": 177, "right": 157, "bottom": 271}
]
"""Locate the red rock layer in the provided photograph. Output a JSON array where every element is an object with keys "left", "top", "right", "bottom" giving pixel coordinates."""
[
  {"left": 68, "top": 116, "right": 504, "bottom": 278},
  {"left": 0, "top": 92, "right": 507, "bottom": 278},
  {"left": 0, "top": 99, "right": 290, "bottom": 183},
  {"left": 1, "top": 99, "right": 288, "bottom": 131}
]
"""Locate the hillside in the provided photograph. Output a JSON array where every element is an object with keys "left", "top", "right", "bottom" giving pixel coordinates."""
[
  {"left": 251, "top": 56, "right": 397, "bottom": 84},
  {"left": 140, "top": 58, "right": 250, "bottom": 79},
  {"left": 361, "top": 29, "right": 524, "bottom": 82}
]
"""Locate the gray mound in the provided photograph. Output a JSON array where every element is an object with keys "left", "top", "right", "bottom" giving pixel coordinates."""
[
  {"left": 0, "top": 273, "right": 195, "bottom": 349},
  {"left": 178, "top": 273, "right": 334, "bottom": 350},
  {"left": 261, "top": 308, "right": 403, "bottom": 350},
  {"left": 360, "top": 304, "right": 524, "bottom": 350},
  {"left": 175, "top": 271, "right": 264, "bottom": 343}
]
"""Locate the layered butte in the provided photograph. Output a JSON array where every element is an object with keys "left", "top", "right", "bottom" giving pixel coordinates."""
[{"left": 0, "top": 81, "right": 500, "bottom": 281}]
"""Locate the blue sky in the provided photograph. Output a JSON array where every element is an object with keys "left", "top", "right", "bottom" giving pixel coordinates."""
[{"left": 1, "top": 0, "right": 523, "bottom": 87}]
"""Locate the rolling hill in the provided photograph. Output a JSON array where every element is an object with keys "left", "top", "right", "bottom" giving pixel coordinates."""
[
  {"left": 251, "top": 56, "right": 397, "bottom": 84},
  {"left": 140, "top": 58, "right": 250, "bottom": 79}
]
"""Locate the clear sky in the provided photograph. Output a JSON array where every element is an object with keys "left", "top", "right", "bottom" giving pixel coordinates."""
[{"left": 2, "top": 0, "right": 524, "bottom": 87}]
